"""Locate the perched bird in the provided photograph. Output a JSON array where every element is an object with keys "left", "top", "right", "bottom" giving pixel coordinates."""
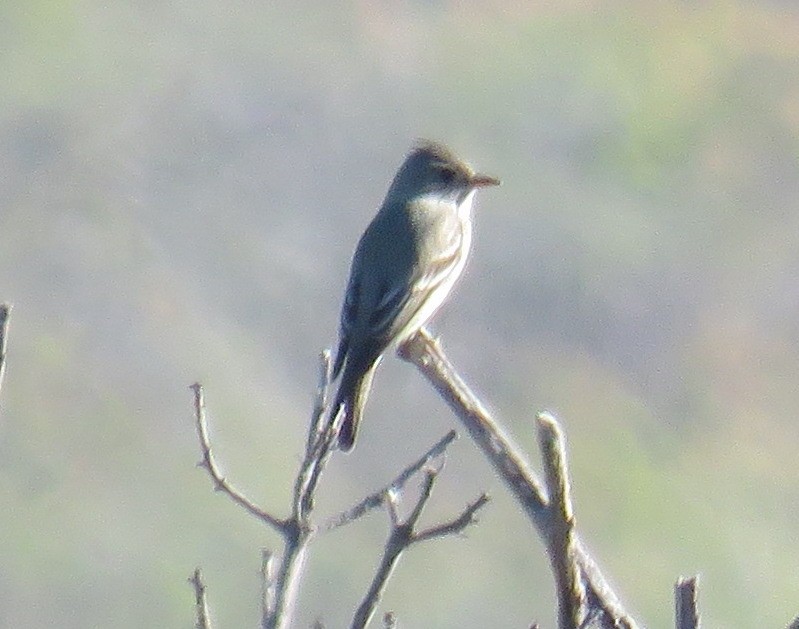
[{"left": 330, "top": 140, "right": 500, "bottom": 451}]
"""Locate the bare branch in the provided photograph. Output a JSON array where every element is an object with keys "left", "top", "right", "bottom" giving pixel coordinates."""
[
  {"left": 295, "top": 410, "right": 341, "bottom": 522},
  {"left": 190, "top": 383, "right": 290, "bottom": 534},
  {"left": 788, "top": 615, "right": 799, "bottom": 629},
  {"left": 293, "top": 352, "right": 342, "bottom": 522},
  {"left": 351, "top": 517, "right": 404, "bottom": 629},
  {"left": 352, "top": 468, "right": 486, "bottom": 629},
  {"left": 413, "top": 492, "right": 490, "bottom": 543},
  {"left": 400, "top": 329, "right": 550, "bottom": 527},
  {"left": 188, "top": 568, "right": 213, "bottom": 629},
  {"left": 675, "top": 576, "right": 700, "bottom": 629},
  {"left": 306, "top": 350, "right": 333, "bottom": 457},
  {"left": 260, "top": 550, "right": 277, "bottom": 629},
  {"left": 190, "top": 352, "right": 342, "bottom": 629},
  {"left": 0, "top": 303, "right": 11, "bottom": 399},
  {"left": 405, "top": 469, "right": 438, "bottom": 529},
  {"left": 266, "top": 352, "right": 343, "bottom": 629},
  {"left": 269, "top": 530, "right": 309, "bottom": 629},
  {"left": 537, "top": 412, "right": 586, "bottom": 629},
  {"left": 385, "top": 486, "right": 402, "bottom": 528},
  {"left": 400, "top": 328, "right": 641, "bottom": 629},
  {"left": 322, "top": 430, "right": 457, "bottom": 532}
]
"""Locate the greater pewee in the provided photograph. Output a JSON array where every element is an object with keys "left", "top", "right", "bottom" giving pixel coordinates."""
[{"left": 330, "top": 140, "right": 500, "bottom": 451}]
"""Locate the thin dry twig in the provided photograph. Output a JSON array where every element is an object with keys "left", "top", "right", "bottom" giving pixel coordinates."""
[
  {"left": 189, "top": 568, "right": 213, "bottom": 629},
  {"left": 675, "top": 576, "right": 700, "bottom": 629},
  {"left": 413, "top": 492, "right": 490, "bottom": 543},
  {"left": 321, "top": 430, "right": 458, "bottom": 532},
  {"left": 351, "top": 468, "right": 489, "bottom": 629},
  {"left": 0, "top": 303, "right": 11, "bottom": 399},
  {"left": 537, "top": 412, "right": 586, "bottom": 629},
  {"left": 260, "top": 550, "right": 277, "bottom": 628},
  {"left": 295, "top": 352, "right": 341, "bottom": 520},
  {"left": 269, "top": 352, "right": 340, "bottom": 629},
  {"left": 190, "top": 352, "right": 338, "bottom": 629},
  {"left": 190, "top": 382, "right": 289, "bottom": 534},
  {"left": 191, "top": 352, "right": 475, "bottom": 629},
  {"left": 306, "top": 350, "right": 332, "bottom": 454},
  {"left": 400, "top": 328, "right": 639, "bottom": 629},
  {"left": 400, "top": 330, "right": 549, "bottom": 522}
]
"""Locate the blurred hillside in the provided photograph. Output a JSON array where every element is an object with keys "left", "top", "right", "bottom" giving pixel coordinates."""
[{"left": 1, "top": 1, "right": 799, "bottom": 627}]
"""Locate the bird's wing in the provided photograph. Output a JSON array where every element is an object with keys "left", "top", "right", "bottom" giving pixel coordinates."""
[
  {"left": 371, "top": 220, "right": 465, "bottom": 341},
  {"left": 332, "top": 259, "right": 361, "bottom": 379},
  {"left": 334, "top": 203, "right": 464, "bottom": 373}
]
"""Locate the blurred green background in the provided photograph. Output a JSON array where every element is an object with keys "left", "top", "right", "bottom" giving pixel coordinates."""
[{"left": 2, "top": 1, "right": 799, "bottom": 627}]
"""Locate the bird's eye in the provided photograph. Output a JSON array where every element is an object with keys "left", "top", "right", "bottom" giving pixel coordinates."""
[{"left": 439, "top": 167, "right": 456, "bottom": 185}]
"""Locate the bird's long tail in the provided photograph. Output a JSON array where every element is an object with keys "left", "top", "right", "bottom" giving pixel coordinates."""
[{"left": 330, "top": 360, "right": 379, "bottom": 451}]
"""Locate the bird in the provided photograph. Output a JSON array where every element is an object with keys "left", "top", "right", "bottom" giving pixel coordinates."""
[{"left": 329, "top": 140, "right": 500, "bottom": 451}]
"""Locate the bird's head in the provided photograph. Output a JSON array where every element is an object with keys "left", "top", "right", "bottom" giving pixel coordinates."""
[{"left": 388, "top": 140, "right": 500, "bottom": 203}]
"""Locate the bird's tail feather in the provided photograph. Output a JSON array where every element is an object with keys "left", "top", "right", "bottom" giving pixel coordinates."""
[
  {"left": 331, "top": 361, "right": 378, "bottom": 452},
  {"left": 336, "top": 401, "right": 358, "bottom": 452}
]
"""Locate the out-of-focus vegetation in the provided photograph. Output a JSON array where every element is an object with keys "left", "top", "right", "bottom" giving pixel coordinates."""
[{"left": 1, "top": 1, "right": 798, "bottom": 627}]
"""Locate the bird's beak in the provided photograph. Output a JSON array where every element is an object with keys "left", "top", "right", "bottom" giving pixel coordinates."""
[{"left": 470, "top": 173, "right": 501, "bottom": 188}]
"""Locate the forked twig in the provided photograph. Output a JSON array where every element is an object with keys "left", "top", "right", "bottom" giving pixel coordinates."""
[
  {"left": 190, "top": 352, "right": 337, "bottom": 629},
  {"left": 400, "top": 328, "right": 639, "bottom": 629},
  {"left": 191, "top": 350, "right": 487, "bottom": 629},
  {"left": 190, "top": 383, "right": 289, "bottom": 534},
  {"left": 351, "top": 468, "right": 489, "bottom": 629},
  {"left": 321, "top": 430, "right": 457, "bottom": 532}
]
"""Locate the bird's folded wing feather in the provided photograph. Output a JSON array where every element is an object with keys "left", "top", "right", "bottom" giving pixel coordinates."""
[
  {"left": 370, "top": 225, "right": 464, "bottom": 339},
  {"left": 334, "top": 210, "right": 463, "bottom": 375}
]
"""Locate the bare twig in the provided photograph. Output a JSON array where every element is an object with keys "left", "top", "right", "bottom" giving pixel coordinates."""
[
  {"left": 675, "top": 576, "right": 700, "bottom": 629},
  {"left": 271, "top": 352, "right": 340, "bottom": 629},
  {"left": 191, "top": 348, "right": 488, "bottom": 629},
  {"left": 268, "top": 524, "right": 309, "bottom": 629},
  {"left": 321, "top": 430, "right": 458, "bottom": 532},
  {"left": 260, "top": 550, "right": 277, "bottom": 628},
  {"left": 413, "top": 492, "right": 490, "bottom": 543},
  {"left": 537, "top": 412, "right": 586, "bottom": 629},
  {"left": 306, "top": 350, "right": 333, "bottom": 454},
  {"left": 190, "top": 352, "right": 337, "bottom": 629},
  {"left": 406, "top": 469, "right": 438, "bottom": 528},
  {"left": 189, "top": 568, "right": 213, "bottom": 629},
  {"left": 190, "top": 383, "right": 290, "bottom": 534},
  {"left": 294, "top": 411, "right": 341, "bottom": 523},
  {"left": 400, "top": 329, "right": 549, "bottom": 524},
  {"left": 400, "top": 328, "right": 639, "bottom": 629},
  {"left": 294, "top": 352, "right": 340, "bottom": 520},
  {"left": 293, "top": 352, "right": 343, "bottom": 522},
  {"left": 0, "top": 303, "right": 11, "bottom": 399},
  {"left": 351, "top": 469, "right": 489, "bottom": 629}
]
